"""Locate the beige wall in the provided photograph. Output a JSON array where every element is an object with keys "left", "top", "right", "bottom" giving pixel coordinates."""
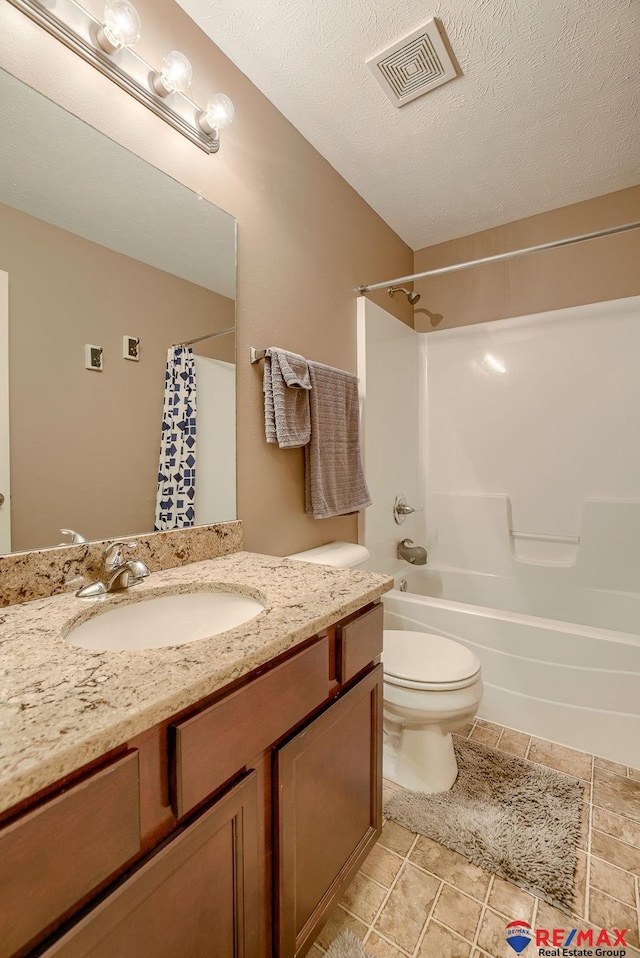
[
  {"left": 413, "top": 185, "right": 640, "bottom": 332},
  {"left": 0, "top": 0, "right": 413, "bottom": 557},
  {"left": 1, "top": 203, "right": 235, "bottom": 551}
]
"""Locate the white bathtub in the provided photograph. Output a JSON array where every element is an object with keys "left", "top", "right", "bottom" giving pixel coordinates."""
[{"left": 384, "top": 567, "right": 640, "bottom": 768}]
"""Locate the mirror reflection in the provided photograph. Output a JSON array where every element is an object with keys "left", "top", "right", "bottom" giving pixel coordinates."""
[{"left": 0, "top": 67, "right": 237, "bottom": 556}]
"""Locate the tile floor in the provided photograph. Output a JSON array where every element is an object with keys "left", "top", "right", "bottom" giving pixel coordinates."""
[{"left": 311, "top": 720, "right": 640, "bottom": 958}]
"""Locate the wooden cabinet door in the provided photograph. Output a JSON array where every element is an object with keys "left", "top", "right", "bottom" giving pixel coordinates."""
[
  {"left": 0, "top": 751, "right": 140, "bottom": 958},
  {"left": 39, "top": 772, "right": 259, "bottom": 958},
  {"left": 274, "top": 666, "right": 383, "bottom": 958}
]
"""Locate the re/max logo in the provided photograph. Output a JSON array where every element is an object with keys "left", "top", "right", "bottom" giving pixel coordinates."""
[{"left": 535, "top": 929, "right": 629, "bottom": 947}]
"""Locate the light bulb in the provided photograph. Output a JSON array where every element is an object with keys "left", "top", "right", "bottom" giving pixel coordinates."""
[
  {"left": 199, "top": 94, "right": 235, "bottom": 134},
  {"left": 152, "top": 51, "right": 193, "bottom": 97},
  {"left": 96, "top": 1, "right": 141, "bottom": 53}
]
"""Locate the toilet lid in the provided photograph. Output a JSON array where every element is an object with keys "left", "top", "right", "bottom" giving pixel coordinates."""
[{"left": 382, "top": 630, "right": 481, "bottom": 686}]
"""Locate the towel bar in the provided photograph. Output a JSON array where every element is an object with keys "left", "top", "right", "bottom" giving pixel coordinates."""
[{"left": 250, "top": 347, "right": 268, "bottom": 364}]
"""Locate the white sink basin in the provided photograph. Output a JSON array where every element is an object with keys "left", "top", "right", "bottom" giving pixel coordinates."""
[{"left": 66, "top": 591, "right": 265, "bottom": 652}]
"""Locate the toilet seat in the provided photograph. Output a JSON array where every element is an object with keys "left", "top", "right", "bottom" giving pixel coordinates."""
[{"left": 382, "top": 630, "right": 481, "bottom": 692}]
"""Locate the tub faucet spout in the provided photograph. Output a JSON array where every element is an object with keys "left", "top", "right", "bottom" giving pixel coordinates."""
[{"left": 397, "top": 538, "right": 428, "bottom": 565}]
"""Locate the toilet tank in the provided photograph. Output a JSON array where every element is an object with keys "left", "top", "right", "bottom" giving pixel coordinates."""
[{"left": 285, "top": 541, "right": 370, "bottom": 570}]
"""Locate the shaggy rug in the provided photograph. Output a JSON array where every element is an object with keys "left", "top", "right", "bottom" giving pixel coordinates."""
[
  {"left": 325, "top": 932, "right": 372, "bottom": 958},
  {"left": 384, "top": 737, "right": 583, "bottom": 912}
]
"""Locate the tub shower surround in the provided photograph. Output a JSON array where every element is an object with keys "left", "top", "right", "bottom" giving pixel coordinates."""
[
  {"left": 0, "top": 520, "right": 243, "bottom": 607},
  {"left": 358, "top": 295, "right": 640, "bottom": 769}
]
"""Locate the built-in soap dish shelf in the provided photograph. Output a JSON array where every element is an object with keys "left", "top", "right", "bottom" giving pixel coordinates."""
[{"left": 510, "top": 531, "right": 579, "bottom": 567}]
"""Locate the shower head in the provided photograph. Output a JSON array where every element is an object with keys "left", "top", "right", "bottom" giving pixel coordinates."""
[{"left": 388, "top": 285, "right": 421, "bottom": 306}]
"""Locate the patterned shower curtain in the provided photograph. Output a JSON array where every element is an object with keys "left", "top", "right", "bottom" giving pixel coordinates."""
[{"left": 154, "top": 346, "right": 197, "bottom": 531}]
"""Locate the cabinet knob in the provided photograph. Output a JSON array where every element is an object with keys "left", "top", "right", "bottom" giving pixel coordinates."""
[{"left": 0, "top": 493, "right": 4, "bottom": 506}]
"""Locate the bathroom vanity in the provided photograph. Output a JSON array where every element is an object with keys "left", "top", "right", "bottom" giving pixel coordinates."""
[{"left": 0, "top": 552, "right": 392, "bottom": 958}]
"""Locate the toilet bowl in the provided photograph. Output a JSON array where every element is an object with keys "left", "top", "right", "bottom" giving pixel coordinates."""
[
  {"left": 383, "top": 630, "right": 483, "bottom": 793},
  {"left": 284, "top": 542, "right": 483, "bottom": 793}
]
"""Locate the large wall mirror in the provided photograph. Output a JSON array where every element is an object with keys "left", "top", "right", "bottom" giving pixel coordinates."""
[{"left": 0, "top": 68, "right": 236, "bottom": 556}]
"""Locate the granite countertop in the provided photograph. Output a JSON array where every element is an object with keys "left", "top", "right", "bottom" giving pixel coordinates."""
[{"left": 0, "top": 551, "right": 393, "bottom": 815}]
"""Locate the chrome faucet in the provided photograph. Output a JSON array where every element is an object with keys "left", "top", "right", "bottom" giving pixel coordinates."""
[
  {"left": 393, "top": 494, "right": 419, "bottom": 525},
  {"left": 59, "top": 528, "right": 88, "bottom": 544},
  {"left": 397, "top": 538, "right": 428, "bottom": 566},
  {"left": 76, "top": 541, "right": 151, "bottom": 597}
]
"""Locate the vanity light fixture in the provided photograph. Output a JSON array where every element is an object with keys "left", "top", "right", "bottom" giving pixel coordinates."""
[
  {"left": 199, "top": 93, "right": 235, "bottom": 134},
  {"left": 96, "top": 0, "right": 141, "bottom": 54},
  {"left": 152, "top": 50, "right": 193, "bottom": 97},
  {"left": 7, "top": 0, "right": 234, "bottom": 153}
]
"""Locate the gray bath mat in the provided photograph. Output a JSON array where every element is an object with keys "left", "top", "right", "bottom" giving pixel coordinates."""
[
  {"left": 384, "top": 737, "right": 583, "bottom": 913},
  {"left": 325, "top": 932, "right": 373, "bottom": 958}
]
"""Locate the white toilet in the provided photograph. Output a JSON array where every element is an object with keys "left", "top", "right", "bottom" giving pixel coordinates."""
[
  {"left": 382, "top": 630, "right": 482, "bottom": 792},
  {"left": 285, "top": 541, "right": 484, "bottom": 794}
]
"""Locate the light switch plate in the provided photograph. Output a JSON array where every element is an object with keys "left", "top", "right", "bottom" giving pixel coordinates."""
[
  {"left": 85, "top": 344, "right": 103, "bottom": 371},
  {"left": 123, "top": 335, "right": 140, "bottom": 361}
]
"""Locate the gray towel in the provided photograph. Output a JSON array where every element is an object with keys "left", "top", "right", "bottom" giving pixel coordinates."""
[
  {"left": 263, "top": 348, "right": 311, "bottom": 448},
  {"left": 304, "top": 361, "right": 372, "bottom": 519}
]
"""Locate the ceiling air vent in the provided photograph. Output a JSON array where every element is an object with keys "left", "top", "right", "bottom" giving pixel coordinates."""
[{"left": 367, "top": 18, "right": 458, "bottom": 108}]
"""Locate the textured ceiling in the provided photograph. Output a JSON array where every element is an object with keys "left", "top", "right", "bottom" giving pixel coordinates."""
[
  {"left": 0, "top": 69, "right": 236, "bottom": 298},
  {"left": 177, "top": 0, "right": 640, "bottom": 250}
]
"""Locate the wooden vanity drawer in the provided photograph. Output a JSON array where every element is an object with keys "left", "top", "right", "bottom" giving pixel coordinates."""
[
  {"left": 336, "top": 603, "right": 384, "bottom": 684},
  {"left": 0, "top": 750, "right": 140, "bottom": 958},
  {"left": 171, "top": 637, "right": 329, "bottom": 818}
]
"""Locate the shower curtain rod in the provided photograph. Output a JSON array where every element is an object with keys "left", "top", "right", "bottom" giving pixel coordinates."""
[
  {"left": 358, "top": 221, "right": 640, "bottom": 292},
  {"left": 172, "top": 325, "right": 235, "bottom": 348}
]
